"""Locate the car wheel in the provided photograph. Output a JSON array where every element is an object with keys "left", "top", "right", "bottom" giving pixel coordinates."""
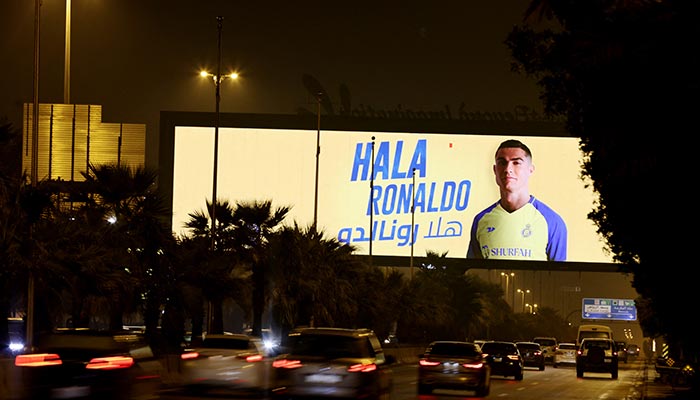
[
  {"left": 553, "top": 362, "right": 558, "bottom": 368},
  {"left": 612, "top": 369, "right": 619, "bottom": 379},
  {"left": 577, "top": 368, "right": 583, "bottom": 378},
  {"left": 515, "top": 373, "right": 524, "bottom": 381},
  {"left": 417, "top": 383, "right": 432, "bottom": 395},
  {"left": 539, "top": 363, "right": 545, "bottom": 371}
]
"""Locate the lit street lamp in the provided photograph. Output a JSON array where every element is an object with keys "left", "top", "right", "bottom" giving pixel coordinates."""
[
  {"left": 525, "top": 303, "right": 538, "bottom": 314},
  {"left": 200, "top": 15, "right": 238, "bottom": 333},
  {"left": 500, "top": 272, "right": 514, "bottom": 309},
  {"left": 517, "top": 289, "right": 531, "bottom": 313}
]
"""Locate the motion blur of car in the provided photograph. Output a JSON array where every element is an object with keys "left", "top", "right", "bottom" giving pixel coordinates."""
[
  {"left": 616, "top": 341, "right": 629, "bottom": 363},
  {"left": 14, "top": 328, "right": 160, "bottom": 400},
  {"left": 271, "top": 327, "right": 394, "bottom": 399},
  {"left": 179, "top": 333, "right": 272, "bottom": 396},
  {"left": 479, "top": 341, "right": 524, "bottom": 380},
  {"left": 553, "top": 342, "right": 578, "bottom": 367},
  {"left": 417, "top": 340, "right": 491, "bottom": 397},
  {"left": 516, "top": 341, "right": 545, "bottom": 371}
]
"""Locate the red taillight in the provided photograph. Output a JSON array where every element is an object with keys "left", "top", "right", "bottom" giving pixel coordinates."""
[
  {"left": 86, "top": 356, "right": 134, "bottom": 370},
  {"left": 272, "top": 359, "right": 302, "bottom": 369},
  {"left": 15, "top": 353, "right": 62, "bottom": 367},
  {"left": 348, "top": 362, "right": 376, "bottom": 372},
  {"left": 244, "top": 354, "right": 263, "bottom": 362},
  {"left": 463, "top": 362, "right": 484, "bottom": 369},
  {"left": 181, "top": 351, "right": 200, "bottom": 360},
  {"left": 419, "top": 359, "right": 441, "bottom": 367}
]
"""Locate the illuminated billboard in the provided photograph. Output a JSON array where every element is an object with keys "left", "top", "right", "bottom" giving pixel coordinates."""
[{"left": 163, "top": 113, "right": 614, "bottom": 266}]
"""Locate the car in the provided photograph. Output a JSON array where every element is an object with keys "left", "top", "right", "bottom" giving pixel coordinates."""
[
  {"left": 576, "top": 338, "right": 619, "bottom": 379},
  {"left": 417, "top": 341, "right": 491, "bottom": 397},
  {"left": 533, "top": 336, "right": 558, "bottom": 363},
  {"left": 179, "top": 332, "right": 272, "bottom": 396},
  {"left": 553, "top": 342, "right": 578, "bottom": 367},
  {"left": 627, "top": 343, "right": 640, "bottom": 357},
  {"left": 516, "top": 341, "right": 545, "bottom": 370},
  {"left": 616, "top": 341, "right": 629, "bottom": 363},
  {"left": 14, "top": 329, "right": 160, "bottom": 400},
  {"left": 479, "top": 341, "right": 524, "bottom": 380},
  {"left": 271, "top": 327, "right": 394, "bottom": 399}
]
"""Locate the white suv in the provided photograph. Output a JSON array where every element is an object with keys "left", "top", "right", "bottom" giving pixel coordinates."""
[
  {"left": 533, "top": 336, "right": 557, "bottom": 363},
  {"left": 576, "top": 338, "right": 619, "bottom": 379}
]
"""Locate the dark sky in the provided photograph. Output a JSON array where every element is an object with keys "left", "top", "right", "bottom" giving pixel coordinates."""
[{"left": 1, "top": 0, "right": 542, "bottom": 167}]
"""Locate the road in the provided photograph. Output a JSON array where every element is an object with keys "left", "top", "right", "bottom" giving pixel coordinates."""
[{"left": 156, "top": 357, "right": 647, "bottom": 400}]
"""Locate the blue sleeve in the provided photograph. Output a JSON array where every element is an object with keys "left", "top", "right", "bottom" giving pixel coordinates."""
[{"left": 534, "top": 200, "right": 568, "bottom": 261}]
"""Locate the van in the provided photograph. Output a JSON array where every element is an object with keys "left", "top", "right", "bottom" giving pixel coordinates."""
[{"left": 577, "top": 324, "right": 613, "bottom": 346}]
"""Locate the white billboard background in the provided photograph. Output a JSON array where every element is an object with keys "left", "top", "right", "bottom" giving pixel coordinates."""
[{"left": 173, "top": 127, "right": 611, "bottom": 263}]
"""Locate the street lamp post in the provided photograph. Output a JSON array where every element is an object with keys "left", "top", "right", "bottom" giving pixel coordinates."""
[
  {"left": 500, "top": 272, "right": 514, "bottom": 309},
  {"left": 525, "top": 303, "right": 538, "bottom": 314},
  {"left": 313, "top": 92, "right": 322, "bottom": 229},
  {"left": 517, "top": 289, "right": 531, "bottom": 313},
  {"left": 200, "top": 15, "right": 238, "bottom": 334}
]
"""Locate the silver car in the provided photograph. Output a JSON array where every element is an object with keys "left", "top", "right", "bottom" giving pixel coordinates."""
[
  {"left": 271, "top": 327, "right": 394, "bottom": 399},
  {"left": 180, "top": 333, "right": 272, "bottom": 396}
]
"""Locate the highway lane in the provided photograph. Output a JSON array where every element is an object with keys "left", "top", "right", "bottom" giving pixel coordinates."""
[{"left": 156, "top": 357, "right": 647, "bottom": 400}]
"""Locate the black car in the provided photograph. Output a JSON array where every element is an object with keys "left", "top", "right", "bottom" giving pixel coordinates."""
[
  {"left": 417, "top": 341, "right": 491, "bottom": 397},
  {"left": 479, "top": 341, "right": 524, "bottom": 380},
  {"left": 271, "top": 327, "right": 394, "bottom": 400},
  {"left": 14, "top": 329, "right": 160, "bottom": 400},
  {"left": 516, "top": 341, "right": 546, "bottom": 370}
]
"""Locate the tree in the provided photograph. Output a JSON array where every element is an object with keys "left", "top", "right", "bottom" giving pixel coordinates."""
[{"left": 506, "top": 0, "right": 699, "bottom": 368}]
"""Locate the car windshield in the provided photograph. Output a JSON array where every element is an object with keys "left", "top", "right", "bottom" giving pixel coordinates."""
[
  {"left": 535, "top": 339, "right": 556, "bottom": 346},
  {"left": 481, "top": 342, "right": 518, "bottom": 355},
  {"left": 428, "top": 342, "right": 480, "bottom": 357},
  {"left": 287, "top": 335, "right": 373, "bottom": 358},
  {"left": 517, "top": 344, "right": 539, "bottom": 351},
  {"left": 583, "top": 340, "right": 611, "bottom": 350}
]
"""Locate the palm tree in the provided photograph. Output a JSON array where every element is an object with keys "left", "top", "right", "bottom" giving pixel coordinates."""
[{"left": 230, "top": 200, "right": 290, "bottom": 337}]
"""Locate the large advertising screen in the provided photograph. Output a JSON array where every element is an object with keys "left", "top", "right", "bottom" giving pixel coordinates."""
[{"left": 171, "top": 123, "right": 614, "bottom": 265}]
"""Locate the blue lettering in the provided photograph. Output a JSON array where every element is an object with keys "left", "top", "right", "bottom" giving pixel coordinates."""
[
  {"left": 391, "top": 141, "right": 406, "bottom": 179},
  {"left": 350, "top": 142, "right": 372, "bottom": 181},
  {"left": 426, "top": 182, "right": 439, "bottom": 212}
]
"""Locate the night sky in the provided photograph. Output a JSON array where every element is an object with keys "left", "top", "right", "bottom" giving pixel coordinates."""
[{"left": 1, "top": 0, "right": 542, "bottom": 168}]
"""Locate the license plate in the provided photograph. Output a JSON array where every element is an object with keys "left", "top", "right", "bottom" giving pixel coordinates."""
[
  {"left": 51, "top": 385, "right": 91, "bottom": 398},
  {"left": 306, "top": 374, "right": 342, "bottom": 383}
]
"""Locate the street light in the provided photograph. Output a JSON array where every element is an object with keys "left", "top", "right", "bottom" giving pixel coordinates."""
[
  {"left": 500, "top": 272, "right": 514, "bottom": 308},
  {"left": 200, "top": 15, "right": 238, "bottom": 333},
  {"left": 525, "top": 303, "right": 538, "bottom": 314},
  {"left": 517, "top": 289, "right": 531, "bottom": 313}
]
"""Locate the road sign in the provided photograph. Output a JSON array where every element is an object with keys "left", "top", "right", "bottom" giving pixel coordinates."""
[{"left": 582, "top": 298, "right": 637, "bottom": 321}]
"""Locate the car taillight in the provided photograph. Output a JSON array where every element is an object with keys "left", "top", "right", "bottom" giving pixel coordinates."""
[
  {"left": 348, "top": 362, "right": 376, "bottom": 372},
  {"left": 15, "top": 353, "right": 62, "bottom": 367},
  {"left": 180, "top": 351, "right": 200, "bottom": 360},
  {"left": 463, "top": 362, "right": 484, "bottom": 369},
  {"left": 86, "top": 356, "right": 134, "bottom": 370},
  {"left": 243, "top": 354, "right": 263, "bottom": 362},
  {"left": 507, "top": 355, "right": 520, "bottom": 361},
  {"left": 272, "top": 359, "right": 302, "bottom": 369},
  {"left": 419, "top": 359, "right": 441, "bottom": 367}
]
